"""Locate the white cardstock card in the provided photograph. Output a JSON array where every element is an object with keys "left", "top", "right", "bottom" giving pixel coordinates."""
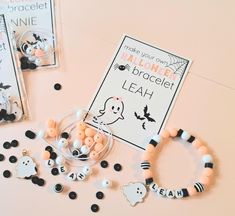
[
  {"left": 86, "top": 35, "right": 192, "bottom": 150},
  {"left": 3, "top": 0, "right": 57, "bottom": 68},
  {"left": 0, "top": 14, "right": 26, "bottom": 120}
]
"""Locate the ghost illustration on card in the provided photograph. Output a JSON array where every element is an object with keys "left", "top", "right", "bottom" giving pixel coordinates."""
[
  {"left": 93, "top": 96, "right": 125, "bottom": 125},
  {"left": 123, "top": 182, "right": 147, "bottom": 206},
  {"left": 16, "top": 155, "right": 37, "bottom": 179}
]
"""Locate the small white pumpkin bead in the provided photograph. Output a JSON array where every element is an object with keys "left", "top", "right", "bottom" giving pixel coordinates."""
[
  {"left": 181, "top": 131, "right": 190, "bottom": 141},
  {"left": 102, "top": 179, "right": 112, "bottom": 188},
  {"left": 80, "top": 145, "right": 90, "bottom": 154},
  {"left": 202, "top": 154, "right": 213, "bottom": 163}
]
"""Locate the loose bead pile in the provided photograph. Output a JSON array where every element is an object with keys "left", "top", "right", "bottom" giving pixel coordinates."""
[{"left": 141, "top": 128, "right": 215, "bottom": 198}]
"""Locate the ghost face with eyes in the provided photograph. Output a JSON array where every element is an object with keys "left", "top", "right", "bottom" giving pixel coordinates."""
[
  {"left": 96, "top": 97, "right": 124, "bottom": 125},
  {"left": 16, "top": 156, "right": 37, "bottom": 179},
  {"left": 123, "top": 182, "right": 147, "bottom": 206}
]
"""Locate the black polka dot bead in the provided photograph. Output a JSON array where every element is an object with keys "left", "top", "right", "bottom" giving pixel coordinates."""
[
  {"left": 25, "top": 130, "right": 36, "bottom": 139},
  {"left": 96, "top": 191, "right": 104, "bottom": 200},
  {"left": 3, "top": 141, "right": 11, "bottom": 149},
  {"left": 91, "top": 204, "right": 99, "bottom": 213},
  {"left": 3, "top": 170, "right": 11, "bottom": 178},
  {"left": 114, "top": 163, "right": 122, "bottom": 172},
  {"left": 9, "top": 155, "right": 17, "bottom": 163},
  {"left": 45, "top": 146, "right": 53, "bottom": 153},
  {"left": 50, "top": 152, "right": 57, "bottom": 160},
  {"left": 51, "top": 167, "right": 59, "bottom": 176},
  {"left": 54, "top": 83, "right": 62, "bottom": 91},
  {"left": 61, "top": 132, "right": 69, "bottom": 139},
  {"left": 100, "top": 160, "right": 108, "bottom": 168},
  {"left": 11, "top": 140, "right": 19, "bottom": 147},
  {"left": 68, "top": 191, "right": 77, "bottom": 200},
  {"left": 0, "top": 153, "right": 5, "bottom": 161},
  {"left": 37, "top": 178, "right": 45, "bottom": 187},
  {"left": 54, "top": 183, "right": 63, "bottom": 193},
  {"left": 31, "top": 176, "right": 39, "bottom": 184}
]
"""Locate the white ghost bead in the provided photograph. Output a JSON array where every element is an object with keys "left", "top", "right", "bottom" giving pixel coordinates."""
[
  {"left": 45, "top": 159, "right": 55, "bottom": 168},
  {"left": 67, "top": 172, "right": 77, "bottom": 181},
  {"left": 16, "top": 155, "right": 37, "bottom": 178}
]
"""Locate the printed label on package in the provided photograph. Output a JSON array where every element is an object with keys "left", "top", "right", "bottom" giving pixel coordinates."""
[{"left": 86, "top": 35, "right": 192, "bottom": 150}]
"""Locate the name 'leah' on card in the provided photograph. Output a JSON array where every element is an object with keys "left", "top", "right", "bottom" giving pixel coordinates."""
[{"left": 87, "top": 35, "right": 192, "bottom": 150}]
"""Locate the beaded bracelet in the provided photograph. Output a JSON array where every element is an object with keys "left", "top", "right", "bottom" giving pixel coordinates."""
[{"left": 123, "top": 128, "right": 215, "bottom": 206}]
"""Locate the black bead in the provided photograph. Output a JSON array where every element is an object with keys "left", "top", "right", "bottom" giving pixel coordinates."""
[
  {"left": 69, "top": 191, "right": 77, "bottom": 200},
  {"left": 182, "top": 188, "right": 189, "bottom": 197},
  {"left": 149, "top": 139, "right": 158, "bottom": 147},
  {"left": 28, "top": 63, "right": 37, "bottom": 70},
  {"left": 20, "top": 56, "right": 28, "bottom": 63},
  {"left": 96, "top": 191, "right": 104, "bottom": 199},
  {"left": 54, "top": 83, "right": 62, "bottom": 91},
  {"left": 205, "top": 162, "right": 213, "bottom": 169},
  {"left": 25, "top": 130, "right": 36, "bottom": 139},
  {"left": 187, "top": 136, "right": 195, "bottom": 143},
  {"left": 7, "top": 114, "right": 16, "bottom": 121},
  {"left": 21, "top": 62, "right": 29, "bottom": 70},
  {"left": 11, "top": 139, "right": 19, "bottom": 147},
  {"left": 145, "top": 177, "right": 153, "bottom": 185},
  {"left": 37, "top": 178, "right": 45, "bottom": 186},
  {"left": 114, "top": 163, "right": 122, "bottom": 172},
  {"left": 3, "top": 170, "right": 11, "bottom": 178},
  {"left": 31, "top": 176, "right": 39, "bottom": 184},
  {"left": 119, "top": 65, "right": 126, "bottom": 71},
  {"left": 3, "top": 141, "right": 11, "bottom": 149},
  {"left": 78, "top": 154, "right": 88, "bottom": 161},
  {"left": 72, "top": 149, "right": 80, "bottom": 156},
  {"left": 50, "top": 152, "right": 57, "bottom": 160},
  {"left": 9, "top": 155, "right": 17, "bottom": 163},
  {"left": 61, "top": 132, "right": 69, "bottom": 139},
  {"left": 176, "top": 129, "right": 184, "bottom": 137},
  {"left": 91, "top": 204, "right": 99, "bottom": 212},
  {"left": 100, "top": 160, "right": 109, "bottom": 168},
  {"left": 51, "top": 168, "right": 59, "bottom": 176},
  {"left": 0, "top": 153, "right": 5, "bottom": 161},
  {"left": 54, "top": 183, "right": 63, "bottom": 193},
  {"left": 45, "top": 146, "right": 53, "bottom": 153}
]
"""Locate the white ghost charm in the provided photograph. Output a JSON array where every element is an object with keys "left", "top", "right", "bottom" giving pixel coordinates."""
[
  {"left": 16, "top": 150, "right": 37, "bottom": 179},
  {"left": 122, "top": 182, "right": 147, "bottom": 206}
]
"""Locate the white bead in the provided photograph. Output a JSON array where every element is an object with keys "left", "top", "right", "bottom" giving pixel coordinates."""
[
  {"left": 156, "top": 187, "right": 166, "bottom": 197},
  {"left": 67, "top": 172, "right": 77, "bottom": 181},
  {"left": 80, "top": 145, "right": 90, "bottom": 154},
  {"left": 37, "top": 130, "right": 45, "bottom": 138},
  {"left": 82, "top": 166, "right": 92, "bottom": 176},
  {"left": 55, "top": 156, "right": 66, "bottom": 165},
  {"left": 149, "top": 182, "right": 158, "bottom": 192},
  {"left": 45, "top": 159, "right": 55, "bottom": 168},
  {"left": 77, "top": 171, "right": 86, "bottom": 181},
  {"left": 73, "top": 140, "right": 82, "bottom": 149},
  {"left": 152, "top": 134, "right": 161, "bottom": 143},
  {"left": 181, "top": 131, "right": 190, "bottom": 141},
  {"left": 202, "top": 154, "right": 213, "bottom": 163},
  {"left": 58, "top": 138, "right": 69, "bottom": 148},
  {"left": 102, "top": 179, "right": 112, "bottom": 188},
  {"left": 34, "top": 58, "right": 41, "bottom": 66},
  {"left": 58, "top": 165, "right": 69, "bottom": 174},
  {"left": 166, "top": 189, "right": 175, "bottom": 198},
  {"left": 175, "top": 189, "right": 183, "bottom": 198}
]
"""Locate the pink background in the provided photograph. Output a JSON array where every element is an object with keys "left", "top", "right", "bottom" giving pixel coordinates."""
[{"left": 1, "top": 0, "right": 235, "bottom": 215}]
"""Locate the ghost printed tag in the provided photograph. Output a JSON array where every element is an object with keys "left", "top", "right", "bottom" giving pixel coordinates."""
[
  {"left": 86, "top": 35, "right": 192, "bottom": 150},
  {"left": 16, "top": 150, "right": 37, "bottom": 179}
]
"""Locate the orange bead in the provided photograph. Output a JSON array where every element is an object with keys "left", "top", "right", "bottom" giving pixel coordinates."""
[
  {"left": 142, "top": 152, "right": 154, "bottom": 161},
  {"left": 192, "top": 139, "right": 202, "bottom": 149},
  {"left": 94, "top": 133, "right": 103, "bottom": 143},
  {"left": 90, "top": 150, "right": 99, "bottom": 160},
  {"left": 142, "top": 169, "right": 153, "bottom": 179},
  {"left": 168, "top": 128, "right": 178, "bottom": 137},
  {"left": 41, "top": 151, "right": 50, "bottom": 160},
  {"left": 202, "top": 168, "right": 214, "bottom": 177},
  {"left": 76, "top": 130, "right": 85, "bottom": 140},
  {"left": 46, "top": 119, "right": 56, "bottom": 128},
  {"left": 199, "top": 176, "right": 210, "bottom": 185},
  {"left": 145, "top": 144, "right": 155, "bottom": 153},
  {"left": 76, "top": 121, "right": 87, "bottom": 131},
  {"left": 46, "top": 127, "right": 57, "bottom": 138},
  {"left": 85, "top": 128, "right": 96, "bottom": 137},
  {"left": 94, "top": 142, "right": 104, "bottom": 152},
  {"left": 198, "top": 146, "right": 208, "bottom": 155},
  {"left": 160, "top": 130, "right": 170, "bottom": 139},
  {"left": 85, "top": 137, "right": 94, "bottom": 147},
  {"left": 187, "top": 186, "right": 197, "bottom": 196}
]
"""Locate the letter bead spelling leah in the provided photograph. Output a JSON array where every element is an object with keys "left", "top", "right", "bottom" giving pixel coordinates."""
[{"left": 122, "top": 128, "right": 216, "bottom": 206}]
